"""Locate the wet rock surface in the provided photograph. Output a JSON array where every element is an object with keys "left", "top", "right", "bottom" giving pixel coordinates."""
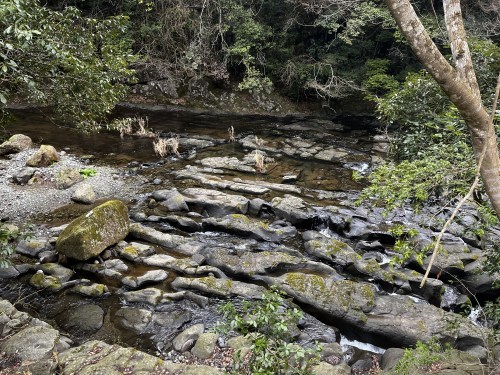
[{"left": 0, "top": 113, "right": 498, "bottom": 374}]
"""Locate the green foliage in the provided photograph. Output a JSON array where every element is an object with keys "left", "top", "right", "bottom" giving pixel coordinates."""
[
  {"left": 386, "top": 225, "right": 426, "bottom": 265},
  {"left": 218, "top": 287, "right": 321, "bottom": 375},
  {"left": 0, "top": 0, "right": 136, "bottom": 128},
  {"left": 356, "top": 142, "right": 475, "bottom": 212},
  {"left": 0, "top": 223, "right": 18, "bottom": 268},
  {"left": 363, "top": 59, "right": 399, "bottom": 97},
  {"left": 392, "top": 338, "right": 452, "bottom": 375},
  {"left": 79, "top": 168, "right": 97, "bottom": 178},
  {"left": 0, "top": 223, "right": 31, "bottom": 268}
]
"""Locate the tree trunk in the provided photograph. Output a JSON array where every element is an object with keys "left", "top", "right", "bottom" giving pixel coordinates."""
[
  {"left": 443, "top": 0, "right": 480, "bottom": 98},
  {"left": 384, "top": 0, "right": 500, "bottom": 217}
]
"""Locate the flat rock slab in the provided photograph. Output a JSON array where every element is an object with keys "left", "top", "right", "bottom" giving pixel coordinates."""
[
  {"left": 58, "top": 340, "right": 226, "bottom": 374},
  {"left": 260, "top": 272, "right": 488, "bottom": 355},
  {"left": 171, "top": 275, "right": 266, "bottom": 299},
  {"left": 182, "top": 188, "right": 249, "bottom": 216},
  {"left": 202, "top": 214, "right": 297, "bottom": 242},
  {"left": 129, "top": 223, "right": 187, "bottom": 249},
  {"left": 0, "top": 325, "right": 60, "bottom": 361},
  {"left": 201, "top": 247, "right": 338, "bottom": 279}
]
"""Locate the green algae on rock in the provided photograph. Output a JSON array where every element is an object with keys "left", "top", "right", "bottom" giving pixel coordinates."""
[{"left": 56, "top": 200, "right": 129, "bottom": 261}]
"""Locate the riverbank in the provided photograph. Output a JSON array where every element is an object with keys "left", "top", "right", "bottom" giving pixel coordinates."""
[{"left": 0, "top": 108, "right": 498, "bottom": 374}]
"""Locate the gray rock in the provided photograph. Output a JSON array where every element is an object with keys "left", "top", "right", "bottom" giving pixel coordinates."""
[
  {"left": 71, "top": 183, "right": 96, "bottom": 204},
  {"left": 248, "top": 198, "right": 268, "bottom": 216},
  {"left": 182, "top": 188, "right": 249, "bottom": 216},
  {"left": 129, "top": 223, "right": 187, "bottom": 249},
  {"left": 56, "top": 304, "right": 104, "bottom": 333},
  {"left": 70, "top": 283, "right": 108, "bottom": 297},
  {"left": 191, "top": 332, "right": 219, "bottom": 359},
  {"left": 271, "top": 195, "right": 315, "bottom": 225},
  {"left": 115, "top": 307, "right": 152, "bottom": 333},
  {"left": 314, "top": 148, "right": 349, "bottom": 161},
  {"left": 303, "top": 230, "right": 360, "bottom": 266},
  {"left": 55, "top": 168, "right": 84, "bottom": 189},
  {"left": 103, "top": 258, "right": 128, "bottom": 272},
  {"left": 12, "top": 167, "right": 36, "bottom": 184},
  {"left": 116, "top": 241, "right": 155, "bottom": 261},
  {"left": 173, "top": 323, "right": 205, "bottom": 352},
  {"left": 16, "top": 237, "right": 50, "bottom": 257},
  {"left": 0, "top": 266, "right": 20, "bottom": 279},
  {"left": 122, "top": 287, "right": 163, "bottom": 306},
  {"left": 0, "top": 134, "right": 32, "bottom": 155},
  {"left": 320, "top": 342, "right": 343, "bottom": 361},
  {"left": 202, "top": 214, "right": 297, "bottom": 242},
  {"left": 152, "top": 309, "right": 192, "bottom": 329},
  {"left": 198, "top": 156, "right": 255, "bottom": 173},
  {"left": 122, "top": 269, "right": 168, "bottom": 289},
  {"left": 34, "top": 263, "right": 74, "bottom": 282},
  {"left": 380, "top": 347, "right": 404, "bottom": 370},
  {"left": 201, "top": 247, "right": 338, "bottom": 279},
  {"left": 58, "top": 340, "right": 226, "bottom": 375},
  {"left": 312, "top": 362, "right": 350, "bottom": 375},
  {"left": 56, "top": 200, "right": 129, "bottom": 261},
  {"left": 171, "top": 275, "right": 266, "bottom": 299},
  {"left": 154, "top": 188, "right": 189, "bottom": 212},
  {"left": 161, "top": 215, "right": 202, "bottom": 232},
  {"left": 26, "top": 144, "right": 60, "bottom": 167},
  {"left": 259, "top": 272, "right": 487, "bottom": 353},
  {"left": 0, "top": 325, "right": 59, "bottom": 361},
  {"left": 226, "top": 335, "right": 252, "bottom": 358},
  {"left": 38, "top": 250, "right": 58, "bottom": 263}
]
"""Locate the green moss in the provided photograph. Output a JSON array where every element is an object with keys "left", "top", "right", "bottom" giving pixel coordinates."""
[
  {"left": 325, "top": 240, "right": 348, "bottom": 256},
  {"left": 122, "top": 246, "right": 138, "bottom": 258},
  {"left": 418, "top": 319, "right": 426, "bottom": 332},
  {"left": 29, "top": 272, "right": 61, "bottom": 291},
  {"left": 230, "top": 214, "right": 251, "bottom": 223},
  {"left": 360, "top": 284, "right": 376, "bottom": 307}
]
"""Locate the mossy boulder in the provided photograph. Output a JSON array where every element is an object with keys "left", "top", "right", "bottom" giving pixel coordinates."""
[{"left": 56, "top": 200, "right": 129, "bottom": 261}]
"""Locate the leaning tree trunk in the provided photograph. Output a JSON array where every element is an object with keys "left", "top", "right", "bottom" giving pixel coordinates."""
[{"left": 384, "top": 0, "right": 500, "bottom": 218}]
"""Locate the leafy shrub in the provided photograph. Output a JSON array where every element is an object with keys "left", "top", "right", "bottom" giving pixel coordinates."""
[
  {"left": 0, "top": 222, "right": 31, "bottom": 268},
  {"left": 217, "top": 287, "right": 321, "bottom": 375},
  {"left": 392, "top": 339, "right": 452, "bottom": 375}
]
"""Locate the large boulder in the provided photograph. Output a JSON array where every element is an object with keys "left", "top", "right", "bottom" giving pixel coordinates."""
[
  {"left": 0, "top": 134, "right": 32, "bottom": 155},
  {"left": 26, "top": 144, "right": 60, "bottom": 167},
  {"left": 260, "top": 272, "right": 488, "bottom": 357},
  {"left": 56, "top": 200, "right": 129, "bottom": 261}
]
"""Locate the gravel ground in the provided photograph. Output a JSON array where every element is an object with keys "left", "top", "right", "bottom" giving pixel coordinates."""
[{"left": 0, "top": 148, "right": 145, "bottom": 224}]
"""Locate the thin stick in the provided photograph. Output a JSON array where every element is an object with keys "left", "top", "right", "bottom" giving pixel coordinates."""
[
  {"left": 420, "top": 149, "right": 485, "bottom": 288},
  {"left": 420, "top": 73, "right": 500, "bottom": 288}
]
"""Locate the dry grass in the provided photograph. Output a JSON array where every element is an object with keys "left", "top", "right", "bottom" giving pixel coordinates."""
[
  {"left": 254, "top": 152, "right": 266, "bottom": 173},
  {"left": 108, "top": 116, "right": 154, "bottom": 138},
  {"left": 153, "top": 135, "right": 180, "bottom": 157},
  {"left": 254, "top": 135, "right": 265, "bottom": 146},
  {"left": 228, "top": 126, "right": 236, "bottom": 142}
]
